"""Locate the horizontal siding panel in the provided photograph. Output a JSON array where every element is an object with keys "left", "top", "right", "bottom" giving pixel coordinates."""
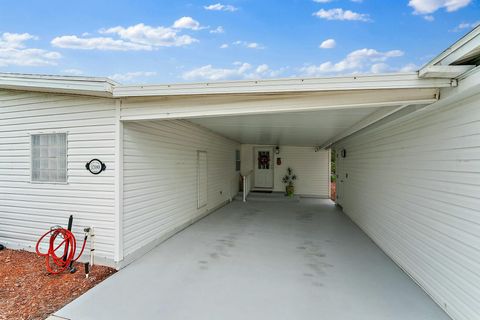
[
  {"left": 122, "top": 119, "right": 239, "bottom": 257},
  {"left": 334, "top": 92, "right": 480, "bottom": 320},
  {"left": 0, "top": 89, "right": 116, "bottom": 262}
]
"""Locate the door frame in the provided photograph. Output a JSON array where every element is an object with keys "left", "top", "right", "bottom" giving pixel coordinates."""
[{"left": 253, "top": 146, "right": 274, "bottom": 189}]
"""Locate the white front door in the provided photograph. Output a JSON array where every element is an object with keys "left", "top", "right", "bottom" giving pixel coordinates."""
[{"left": 254, "top": 147, "right": 274, "bottom": 189}]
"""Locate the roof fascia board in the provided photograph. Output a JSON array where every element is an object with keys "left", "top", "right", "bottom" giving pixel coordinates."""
[
  {"left": 120, "top": 88, "right": 439, "bottom": 121},
  {"left": 0, "top": 73, "right": 116, "bottom": 97},
  {"left": 419, "top": 65, "right": 476, "bottom": 78},
  {"left": 113, "top": 73, "right": 453, "bottom": 97},
  {"left": 421, "top": 26, "right": 480, "bottom": 68}
]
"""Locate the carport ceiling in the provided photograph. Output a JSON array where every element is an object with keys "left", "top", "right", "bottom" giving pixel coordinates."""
[{"left": 190, "top": 106, "right": 405, "bottom": 146}]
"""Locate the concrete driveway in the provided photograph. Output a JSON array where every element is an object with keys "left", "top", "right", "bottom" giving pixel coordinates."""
[{"left": 54, "top": 199, "right": 450, "bottom": 320}]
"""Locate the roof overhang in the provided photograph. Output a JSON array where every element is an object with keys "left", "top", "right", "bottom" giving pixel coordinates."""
[
  {"left": 419, "top": 25, "right": 480, "bottom": 79},
  {"left": 113, "top": 73, "right": 453, "bottom": 97},
  {"left": 0, "top": 72, "right": 454, "bottom": 98},
  {"left": 0, "top": 73, "right": 117, "bottom": 97}
]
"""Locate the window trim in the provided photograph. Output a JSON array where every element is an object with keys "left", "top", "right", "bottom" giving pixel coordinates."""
[{"left": 29, "top": 131, "right": 69, "bottom": 185}]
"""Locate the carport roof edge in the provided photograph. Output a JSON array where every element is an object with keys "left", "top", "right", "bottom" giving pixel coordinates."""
[
  {"left": 0, "top": 72, "right": 454, "bottom": 98},
  {"left": 1, "top": 26, "right": 479, "bottom": 98}
]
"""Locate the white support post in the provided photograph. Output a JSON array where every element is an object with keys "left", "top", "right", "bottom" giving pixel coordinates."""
[{"left": 114, "top": 99, "right": 124, "bottom": 263}]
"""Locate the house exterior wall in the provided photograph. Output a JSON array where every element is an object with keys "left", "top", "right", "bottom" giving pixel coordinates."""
[
  {"left": 0, "top": 89, "right": 117, "bottom": 264},
  {"left": 334, "top": 92, "right": 480, "bottom": 320},
  {"left": 122, "top": 119, "right": 240, "bottom": 261},
  {"left": 241, "top": 144, "right": 330, "bottom": 197}
]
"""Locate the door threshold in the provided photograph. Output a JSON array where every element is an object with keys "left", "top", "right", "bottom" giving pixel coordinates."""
[{"left": 251, "top": 189, "right": 273, "bottom": 193}]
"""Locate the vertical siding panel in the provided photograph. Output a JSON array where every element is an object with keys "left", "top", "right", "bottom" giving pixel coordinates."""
[
  {"left": 0, "top": 90, "right": 116, "bottom": 264},
  {"left": 122, "top": 120, "right": 240, "bottom": 258},
  {"left": 334, "top": 93, "right": 480, "bottom": 320}
]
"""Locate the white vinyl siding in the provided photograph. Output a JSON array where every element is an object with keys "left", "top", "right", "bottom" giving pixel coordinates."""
[
  {"left": 122, "top": 119, "right": 239, "bottom": 258},
  {"left": 334, "top": 93, "right": 480, "bottom": 320},
  {"left": 0, "top": 90, "right": 116, "bottom": 263},
  {"left": 197, "top": 151, "right": 208, "bottom": 208},
  {"left": 241, "top": 144, "right": 330, "bottom": 197}
]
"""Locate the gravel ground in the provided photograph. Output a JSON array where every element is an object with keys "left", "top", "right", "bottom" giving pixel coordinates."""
[{"left": 0, "top": 248, "right": 116, "bottom": 320}]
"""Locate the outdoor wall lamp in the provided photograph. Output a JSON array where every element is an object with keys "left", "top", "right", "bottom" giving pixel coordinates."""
[{"left": 275, "top": 146, "right": 280, "bottom": 154}]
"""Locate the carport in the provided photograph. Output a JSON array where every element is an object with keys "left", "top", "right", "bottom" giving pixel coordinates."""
[
  {"left": 106, "top": 29, "right": 478, "bottom": 318},
  {"left": 2, "top": 27, "right": 477, "bottom": 320},
  {"left": 99, "top": 46, "right": 477, "bottom": 318},
  {"left": 114, "top": 73, "right": 448, "bottom": 266}
]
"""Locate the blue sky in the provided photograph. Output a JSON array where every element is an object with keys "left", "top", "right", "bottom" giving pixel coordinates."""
[{"left": 0, "top": 0, "right": 478, "bottom": 83}]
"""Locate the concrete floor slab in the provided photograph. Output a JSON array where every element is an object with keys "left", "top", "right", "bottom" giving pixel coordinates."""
[{"left": 55, "top": 199, "right": 450, "bottom": 320}]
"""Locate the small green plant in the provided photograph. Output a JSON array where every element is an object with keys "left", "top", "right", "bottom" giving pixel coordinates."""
[{"left": 282, "top": 167, "right": 297, "bottom": 196}]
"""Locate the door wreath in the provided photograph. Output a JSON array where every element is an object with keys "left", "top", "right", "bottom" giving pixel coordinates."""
[{"left": 258, "top": 153, "right": 270, "bottom": 169}]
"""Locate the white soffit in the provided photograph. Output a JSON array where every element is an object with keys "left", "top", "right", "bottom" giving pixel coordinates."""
[{"left": 189, "top": 106, "right": 401, "bottom": 146}]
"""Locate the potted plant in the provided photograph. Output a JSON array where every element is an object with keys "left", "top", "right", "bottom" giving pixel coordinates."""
[{"left": 282, "top": 167, "right": 297, "bottom": 197}]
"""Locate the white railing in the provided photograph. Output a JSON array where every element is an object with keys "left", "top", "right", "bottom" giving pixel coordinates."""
[{"left": 242, "top": 170, "right": 253, "bottom": 202}]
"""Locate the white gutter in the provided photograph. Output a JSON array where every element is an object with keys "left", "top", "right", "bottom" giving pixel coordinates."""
[
  {"left": 0, "top": 73, "right": 117, "bottom": 97},
  {"left": 112, "top": 73, "right": 453, "bottom": 97}
]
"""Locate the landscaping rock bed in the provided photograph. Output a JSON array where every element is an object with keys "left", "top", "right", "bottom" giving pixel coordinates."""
[{"left": 0, "top": 248, "right": 116, "bottom": 320}]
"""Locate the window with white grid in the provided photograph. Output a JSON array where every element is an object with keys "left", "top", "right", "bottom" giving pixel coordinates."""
[{"left": 31, "top": 133, "right": 67, "bottom": 183}]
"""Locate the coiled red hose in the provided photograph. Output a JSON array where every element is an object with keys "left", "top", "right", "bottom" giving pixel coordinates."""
[{"left": 35, "top": 227, "right": 87, "bottom": 274}]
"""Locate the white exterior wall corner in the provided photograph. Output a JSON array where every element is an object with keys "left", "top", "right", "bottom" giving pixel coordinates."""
[
  {"left": 241, "top": 144, "right": 330, "bottom": 197},
  {"left": 333, "top": 82, "right": 480, "bottom": 319},
  {"left": 0, "top": 89, "right": 117, "bottom": 265},
  {"left": 121, "top": 119, "right": 240, "bottom": 261}
]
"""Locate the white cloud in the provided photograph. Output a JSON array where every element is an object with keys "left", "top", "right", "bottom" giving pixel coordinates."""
[
  {"left": 0, "top": 33, "right": 37, "bottom": 48},
  {"left": 408, "top": 0, "right": 471, "bottom": 14},
  {"left": 424, "top": 15, "right": 435, "bottom": 21},
  {"left": 53, "top": 22, "right": 199, "bottom": 51},
  {"left": 52, "top": 35, "right": 152, "bottom": 51},
  {"left": 0, "top": 32, "right": 61, "bottom": 67},
  {"left": 451, "top": 21, "right": 480, "bottom": 31},
  {"left": 173, "top": 17, "right": 202, "bottom": 30},
  {"left": 210, "top": 26, "right": 225, "bottom": 34},
  {"left": 101, "top": 23, "right": 198, "bottom": 47},
  {"left": 204, "top": 3, "right": 238, "bottom": 12},
  {"left": 313, "top": 8, "right": 371, "bottom": 21},
  {"left": 109, "top": 71, "right": 157, "bottom": 83},
  {"left": 62, "top": 68, "right": 84, "bottom": 75},
  {"left": 183, "top": 62, "right": 284, "bottom": 81},
  {"left": 233, "top": 40, "right": 265, "bottom": 49},
  {"left": 220, "top": 43, "right": 229, "bottom": 48},
  {"left": 183, "top": 63, "right": 251, "bottom": 81},
  {"left": 399, "top": 63, "right": 419, "bottom": 72},
  {"left": 256, "top": 64, "right": 270, "bottom": 74},
  {"left": 319, "top": 38, "right": 336, "bottom": 49},
  {"left": 299, "top": 48, "right": 404, "bottom": 76},
  {"left": 370, "top": 63, "right": 391, "bottom": 73},
  {"left": 313, "top": 0, "right": 333, "bottom": 3}
]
